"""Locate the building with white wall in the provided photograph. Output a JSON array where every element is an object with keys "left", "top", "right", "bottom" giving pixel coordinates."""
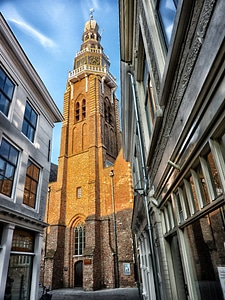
[
  {"left": 0, "top": 13, "right": 63, "bottom": 299},
  {"left": 119, "top": 0, "right": 225, "bottom": 299}
]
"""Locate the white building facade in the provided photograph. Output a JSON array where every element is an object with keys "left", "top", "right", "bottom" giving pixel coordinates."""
[
  {"left": 0, "top": 14, "right": 63, "bottom": 299},
  {"left": 119, "top": 0, "right": 225, "bottom": 299}
]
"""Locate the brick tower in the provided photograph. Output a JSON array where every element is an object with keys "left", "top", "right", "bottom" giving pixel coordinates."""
[{"left": 41, "top": 15, "right": 136, "bottom": 291}]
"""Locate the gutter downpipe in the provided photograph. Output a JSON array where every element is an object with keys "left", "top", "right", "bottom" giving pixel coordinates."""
[{"left": 128, "top": 72, "right": 160, "bottom": 300}]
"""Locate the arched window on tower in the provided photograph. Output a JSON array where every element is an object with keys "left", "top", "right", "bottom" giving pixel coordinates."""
[
  {"left": 104, "top": 103, "right": 108, "bottom": 122},
  {"left": 107, "top": 106, "right": 110, "bottom": 123},
  {"left": 82, "top": 99, "right": 86, "bottom": 120},
  {"left": 75, "top": 102, "right": 80, "bottom": 122},
  {"left": 74, "top": 223, "right": 86, "bottom": 256},
  {"left": 109, "top": 110, "right": 113, "bottom": 125}
]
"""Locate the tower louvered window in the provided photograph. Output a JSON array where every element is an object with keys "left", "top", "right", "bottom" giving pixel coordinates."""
[
  {"left": 82, "top": 99, "right": 86, "bottom": 119},
  {"left": 75, "top": 102, "right": 80, "bottom": 122}
]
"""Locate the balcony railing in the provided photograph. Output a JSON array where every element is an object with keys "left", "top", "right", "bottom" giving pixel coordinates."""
[
  {"left": 76, "top": 48, "right": 109, "bottom": 62},
  {"left": 68, "top": 64, "right": 116, "bottom": 84}
]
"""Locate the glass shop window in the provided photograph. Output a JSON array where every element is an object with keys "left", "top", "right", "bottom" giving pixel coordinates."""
[
  {"left": 189, "top": 174, "right": 200, "bottom": 212},
  {"left": 184, "top": 206, "right": 225, "bottom": 299},
  {"left": 4, "top": 228, "right": 35, "bottom": 300},
  {"left": 196, "top": 163, "right": 210, "bottom": 206},
  {"left": 205, "top": 151, "right": 223, "bottom": 197},
  {"left": 175, "top": 191, "right": 184, "bottom": 223}
]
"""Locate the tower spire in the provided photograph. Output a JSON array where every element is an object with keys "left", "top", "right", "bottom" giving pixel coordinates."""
[{"left": 89, "top": 8, "right": 94, "bottom": 20}]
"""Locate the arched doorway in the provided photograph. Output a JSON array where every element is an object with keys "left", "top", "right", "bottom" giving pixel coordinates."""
[{"left": 74, "top": 261, "right": 83, "bottom": 287}]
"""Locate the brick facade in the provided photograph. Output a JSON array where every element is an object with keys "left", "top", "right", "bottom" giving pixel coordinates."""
[{"left": 40, "top": 17, "right": 136, "bottom": 290}]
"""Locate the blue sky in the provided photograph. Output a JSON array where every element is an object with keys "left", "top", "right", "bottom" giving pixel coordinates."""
[{"left": 0, "top": 0, "right": 120, "bottom": 164}]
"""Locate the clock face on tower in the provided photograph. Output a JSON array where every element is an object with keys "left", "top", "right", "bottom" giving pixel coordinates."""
[
  {"left": 89, "top": 56, "right": 100, "bottom": 65},
  {"left": 77, "top": 57, "right": 87, "bottom": 68}
]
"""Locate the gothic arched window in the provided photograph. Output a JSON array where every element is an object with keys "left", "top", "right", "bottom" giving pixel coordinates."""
[
  {"left": 104, "top": 103, "right": 108, "bottom": 122},
  {"left": 82, "top": 99, "right": 86, "bottom": 120},
  {"left": 75, "top": 102, "right": 80, "bottom": 122},
  {"left": 74, "top": 223, "right": 86, "bottom": 255}
]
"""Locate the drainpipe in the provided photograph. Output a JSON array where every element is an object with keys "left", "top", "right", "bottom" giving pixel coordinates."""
[
  {"left": 110, "top": 170, "right": 119, "bottom": 288},
  {"left": 128, "top": 72, "right": 160, "bottom": 300}
]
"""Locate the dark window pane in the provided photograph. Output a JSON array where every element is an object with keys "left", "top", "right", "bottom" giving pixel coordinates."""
[
  {"left": 31, "top": 110, "right": 37, "bottom": 127},
  {"left": 4, "top": 78, "right": 14, "bottom": 99},
  {"left": 0, "top": 68, "right": 14, "bottom": 116},
  {"left": 0, "top": 94, "right": 10, "bottom": 115},
  {"left": 1, "top": 139, "right": 10, "bottom": 160},
  {"left": 24, "top": 103, "right": 32, "bottom": 119},
  {"left": 0, "top": 68, "right": 5, "bottom": 88},
  {"left": 22, "top": 103, "right": 37, "bottom": 142}
]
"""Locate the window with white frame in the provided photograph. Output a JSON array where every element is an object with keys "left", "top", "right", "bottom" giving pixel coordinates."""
[
  {"left": 174, "top": 190, "right": 184, "bottom": 223},
  {"left": 77, "top": 187, "right": 82, "bottom": 198},
  {"left": 22, "top": 102, "right": 38, "bottom": 142},
  {"left": 170, "top": 143, "right": 225, "bottom": 225},
  {"left": 138, "top": 34, "right": 156, "bottom": 138},
  {"left": 0, "top": 138, "right": 19, "bottom": 197},
  {"left": 0, "top": 67, "right": 15, "bottom": 116},
  {"left": 23, "top": 160, "right": 40, "bottom": 208}
]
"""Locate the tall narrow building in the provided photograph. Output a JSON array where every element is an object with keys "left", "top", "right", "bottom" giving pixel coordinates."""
[{"left": 41, "top": 15, "right": 136, "bottom": 290}]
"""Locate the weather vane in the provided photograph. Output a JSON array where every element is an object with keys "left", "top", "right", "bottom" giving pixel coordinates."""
[{"left": 90, "top": 8, "right": 94, "bottom": 20}]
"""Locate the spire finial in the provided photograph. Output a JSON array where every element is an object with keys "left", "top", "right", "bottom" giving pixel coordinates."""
[{"left": 90, "top": 8, "right": 94, "bottom": 20}]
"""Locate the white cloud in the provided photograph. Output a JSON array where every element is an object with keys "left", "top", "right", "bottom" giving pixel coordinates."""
[{"left": 8, "top": 17, "right": 57, "bottom": 49}]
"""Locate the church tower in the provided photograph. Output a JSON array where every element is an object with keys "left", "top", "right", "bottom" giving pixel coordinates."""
[{"left": 41, "top": 14, "right": 135, "bottom": 291}]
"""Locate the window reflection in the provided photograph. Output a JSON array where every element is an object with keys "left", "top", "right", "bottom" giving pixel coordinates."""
[
  {"left": 22, "top": 102, "right": 37, "bottom": 142},
  {"left": 189, "top": 174, "right": 200, "bottom": 212},
  {"left": 5, "top": 229, "right": 34, "bottom": 300},
  {"left": 0, "top": 67, "right": 15, "bottom": 116},
  {"left": 157, "top": 0, "right": 177, "bottom": 45},
  {"left": 184, "top": 208, "right": 225, "bottom": 299},
  {"left": 196, "top": 164, "right": 210, "bottom": 206},
  {"left": 175, "top": 191, "right": 184, "bottom": 223},
  {"left": 0, "top": 138, "right": 19, "bottom": 197},
  {"left": 207, "top": 152, "right": 223, "bottom": 196}
]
